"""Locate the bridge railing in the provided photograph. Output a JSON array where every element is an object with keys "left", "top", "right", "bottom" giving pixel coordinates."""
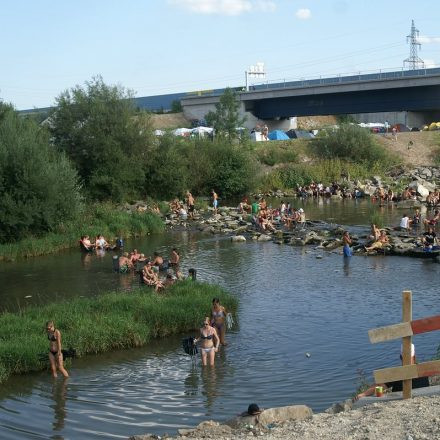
[{"left": 248, "top": 66, "right": 440, "bottom": 93}]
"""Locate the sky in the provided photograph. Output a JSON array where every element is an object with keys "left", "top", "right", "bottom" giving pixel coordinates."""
[{"left": 1, "top": 0, "right": 440, "bottom": 110}]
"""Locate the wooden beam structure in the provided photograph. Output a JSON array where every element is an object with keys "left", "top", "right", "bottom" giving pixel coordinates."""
[
  {"left": 368, "top": 291, "right": 440, "bottom": 400},
  {"left": 368, "top": 314, "right": 440, "bottom": 344}
]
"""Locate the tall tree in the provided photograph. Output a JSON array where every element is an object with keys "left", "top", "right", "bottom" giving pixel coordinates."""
[
  {"left": 50, "top": 76, "right": 152, "bottom": 201},
  {"left": 205, "top": 88, "right": 246, "bottom": 139},
  {"left": 0, "top": 102, "right": 82, "bottom": 242}
]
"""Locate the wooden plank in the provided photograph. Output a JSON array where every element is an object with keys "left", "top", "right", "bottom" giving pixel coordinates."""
[
  {"left": 402, "top": 290, "right": 412, "bottom": 399},
  {"left": 374, "top": 360, "right": 440, "bottom": 384},
  {"left": 411, "top": 315, "right": 440, "bottom": 335},
  {"left": 368, "top": 322, "right": 412, "bottom": 343},
  {"left": 417, "top": 360, "right": 440, "bottom": 377},
  {"left": 374, "top": 364, "right": 418, "bottom": 384}
]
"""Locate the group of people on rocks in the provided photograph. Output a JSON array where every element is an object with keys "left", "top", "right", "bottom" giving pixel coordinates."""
[
  {"left": 373, "top": 186, "right": 440, "bottom": 205},
  {"left": 238, "top": 197, "right": 306, "bottom": 232},
  {"left": 295, "top": 182, "right": 362, "bottom": 199}
]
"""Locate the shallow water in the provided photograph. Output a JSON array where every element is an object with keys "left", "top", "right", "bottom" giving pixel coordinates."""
[{"left": 0, "top": 199, "right": 439, "bottom": 439}]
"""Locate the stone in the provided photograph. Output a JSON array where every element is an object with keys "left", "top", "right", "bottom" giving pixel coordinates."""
[
  {"left": 372, "top": 175, "right": 382, "bottom": 185},
  {"left": 231, "top": 235, "right": 246, "bottom": 242},
  {"left": 257, "top": 234, "right": 272, "bottom": 242},
  {"left": 226, "top": 405, "right": 313, "bottom": 430}
]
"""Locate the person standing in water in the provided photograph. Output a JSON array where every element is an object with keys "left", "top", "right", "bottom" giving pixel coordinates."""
[
  {"left": 194, "top": 317, "right": 219, "bottom": 366},
  {"left": 211, "top": 298, "right": 228, "bottom": 346},
  {"left": 342, "top": 231, "right": 352, "bottom": 257},
  {"left": 46, "top": 321, "right": 69, "bottom": 378}
]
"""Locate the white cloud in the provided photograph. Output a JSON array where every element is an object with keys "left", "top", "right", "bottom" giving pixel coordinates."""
[
  {"left": 295, "top": 8, "right": 311, "bottom": 20},
  {"left": 417, "top": 36, "right": 440, "bottom": 44},
  {"left": 169, "top": 0, "right": 276, "bottom": 15},
  {"left": 424, "top": 59, "right": 438, "bottom": 68}
]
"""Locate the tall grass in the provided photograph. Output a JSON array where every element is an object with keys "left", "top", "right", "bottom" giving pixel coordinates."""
[
  {"left": 0, "top": 280, "right": 238, "bottom": 384},
  {"left": 0, "top": 203, "right": 164, "bottom": 261},
  {"left": 257, "top": 159, "right": 389, "bottom": 192}
]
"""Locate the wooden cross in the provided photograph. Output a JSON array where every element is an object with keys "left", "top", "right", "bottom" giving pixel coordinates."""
[{"left": 368, "top": 290, "right": 440, "bottom": 399}]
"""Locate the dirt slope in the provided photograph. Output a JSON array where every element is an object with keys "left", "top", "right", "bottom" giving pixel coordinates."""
[
  {"left": 376, "top": 131, "right": 439, "bottom": 166},
  {"left": 150, "top": 113, "right": 190, "bottom": 129}
]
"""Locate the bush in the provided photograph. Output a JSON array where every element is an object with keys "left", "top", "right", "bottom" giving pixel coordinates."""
[
  {"left": 145, "top": 137, "right": 259, "bottom": 199},
  {"left": 256, "top": 142, "right": 298, "bottom": 166},
  {"left": 311, "top": 124, "right": 395, "bottom": 167},
  {"left": 0, "top": 104, "right": 82, "bottom": 243}
]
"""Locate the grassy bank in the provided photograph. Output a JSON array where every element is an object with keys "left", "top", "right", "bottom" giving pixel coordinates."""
[
  {"left": 0, "top": 204, "right": 164, "bottom": 261},
  {"left": 0, "top": 280, "right": 238, "bottom": 384}
]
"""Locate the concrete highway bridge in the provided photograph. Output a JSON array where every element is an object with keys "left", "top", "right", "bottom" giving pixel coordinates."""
[{"left": 179, "top": 68, "right": 440, "bottom": 130}]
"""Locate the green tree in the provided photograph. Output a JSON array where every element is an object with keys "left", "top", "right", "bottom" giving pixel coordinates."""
[
  {"left": 50, "top": 76, "right": 152, "bottom": 201},
  {"left": 171, "top": 100, "right": 183, "bottom": 113},
  {"left": 0, "top": 103, "right": 82, "bottom": 242},
  {"left": 205, "top": 88, "right": 246, "bottom": 139}
]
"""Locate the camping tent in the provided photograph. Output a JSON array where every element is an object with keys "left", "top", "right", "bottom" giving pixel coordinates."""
[
  {"left": 285, "top": 129, "right": 314, "bottom": 139},
  {"left": 191, "top": 126, "right": 213, "bottom": 137},
  {"left": 268, "top": 130, "right": 290, "bottom": 141},
  {"left": 173, "top": 128, "right": 192, "bottom": 137}
]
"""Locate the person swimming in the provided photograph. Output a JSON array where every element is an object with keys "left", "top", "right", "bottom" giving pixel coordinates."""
[{"left": 46, "top": 321, "right": 69, "bottom": 378}]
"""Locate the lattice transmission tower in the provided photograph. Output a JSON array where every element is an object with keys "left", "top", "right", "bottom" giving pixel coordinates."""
[{"left": 403, "top": 19, "right": 424, "bottom": 70}]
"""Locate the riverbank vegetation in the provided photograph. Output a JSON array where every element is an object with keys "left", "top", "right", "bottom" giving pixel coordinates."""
[
  {"left": 0, "top": 204, "right": 163, "bottom": 261},
  {"left": 1, "top": 79, "right": 400, "bottom": 254},
  {"left": 0, "top": 280, "right": 238, "bottom": 384}
]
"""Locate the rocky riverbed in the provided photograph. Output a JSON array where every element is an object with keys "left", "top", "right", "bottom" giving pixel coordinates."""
[{"left": 130, "top": 395, "right": 440, "bottom": 440}]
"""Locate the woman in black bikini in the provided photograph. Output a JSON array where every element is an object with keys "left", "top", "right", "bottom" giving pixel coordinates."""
[
  {"left": 194, "top": 317, "right": 219, "bottom": 366},
  {"left": 46, "top": 321, "right": 69, "bottom": 378}
]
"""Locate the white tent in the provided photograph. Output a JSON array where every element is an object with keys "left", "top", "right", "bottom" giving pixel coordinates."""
[
  {"left": 173, "top": 128, "right": 192, "bottom": 136},
  {"left": 191, "top": 126, "right": 213, "bottom": 136},
  {"left": 154, "top": 129, "right": 165, "bottom": 136}
]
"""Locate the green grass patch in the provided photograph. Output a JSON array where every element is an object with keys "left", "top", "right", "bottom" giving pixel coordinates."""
[
  {"left": 255, "top": 141, "right": 299, "bottom": 166},
  {"left": 0, "top": 203, "right": 164, "bottom": 261},
  {"left": 257, "top": 159, "right": 388, "bottom": 192},
  {"left": 0, "top": 280, "right": 237, "bottom": 383}
]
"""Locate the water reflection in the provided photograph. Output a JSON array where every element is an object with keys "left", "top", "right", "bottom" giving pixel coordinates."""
[
  {"left": 343, "top": 258, "right": 351, "bottom": 277},
  {"left": 51, "top": 379, "right": 68, "bottom": 432}
]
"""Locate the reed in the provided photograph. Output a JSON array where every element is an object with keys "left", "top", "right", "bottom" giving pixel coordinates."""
[
  {"left": 0, "top": 281, "right": 237, "bottom": 383},
  {"left": 0, "top": 204, "right": 164, "bottom": 261}
]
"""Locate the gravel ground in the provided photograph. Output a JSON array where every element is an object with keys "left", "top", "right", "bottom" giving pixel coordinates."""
[{"left": 131, "top": 395, "right": 440, "bottom": 440}]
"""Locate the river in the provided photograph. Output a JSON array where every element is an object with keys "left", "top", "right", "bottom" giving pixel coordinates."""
[{"left": 0, "top": 198, "right": 438, "bottom": 439}]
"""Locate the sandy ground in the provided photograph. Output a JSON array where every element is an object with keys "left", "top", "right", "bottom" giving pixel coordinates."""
[
  {"left": 133, "top": 395, "right": 440, "bottom": 440},
  {"left": 150, "top": 113, "right": 190, "bottom": 129},
  {"left": 376, "top": 131, "right": 439, "bottom": 167}
]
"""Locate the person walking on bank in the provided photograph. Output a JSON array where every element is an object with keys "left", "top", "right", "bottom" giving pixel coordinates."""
[
  {"left": 186, "top": 191, "right": 195, "bottom": 219},
  {"left": 46, "top": 321, "right": 69, "bottom": 378},
  {"left": 212, "top": 190, "right": 219, "bottom": 214}
]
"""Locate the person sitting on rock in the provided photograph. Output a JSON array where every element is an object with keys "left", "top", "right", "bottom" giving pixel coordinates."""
[
  {"left": 426, "top": 192, "right": 436, "bottom": 207},
  {"left": 421, "top": 226, "right": 439, "bottom": 251},
  {"left": 365, "top": 230, "right": 389, "bottom": 252},
  {"left": 423, "top": 209, "right": 440, "bottom": 230},
  {"left": 142, "top": 262, "right": 164, "bottom": 291}
]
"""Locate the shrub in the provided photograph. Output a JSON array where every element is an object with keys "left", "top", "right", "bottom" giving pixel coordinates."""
[
  {"left": 256, "top": 142, "right": 298, "bottom": 166},
  {"left": 311, "top": 124, "right": 396, "bottom": 167},
  {"left": 0, "top": 104, "right": 82, "bottom": 243}
]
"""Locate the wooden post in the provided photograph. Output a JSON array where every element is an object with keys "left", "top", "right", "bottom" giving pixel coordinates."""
[{"left": 402, "top": 290, "right": 412, "bottom": 399}]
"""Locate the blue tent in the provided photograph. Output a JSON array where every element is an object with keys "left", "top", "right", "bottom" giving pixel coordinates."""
[{"left": 268, "top": 130, "right": 290, "bottom": 140}]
